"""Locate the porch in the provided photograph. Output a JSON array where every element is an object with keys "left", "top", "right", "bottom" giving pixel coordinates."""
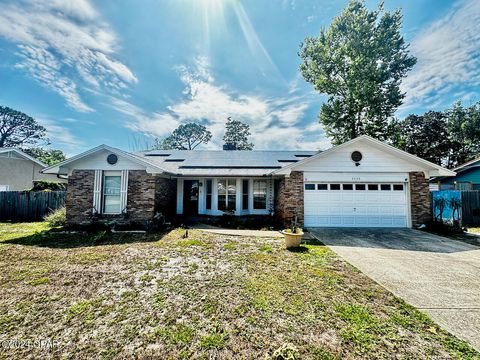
[{"left": 175, "top": 177, "right": 275, "bottom": 217}]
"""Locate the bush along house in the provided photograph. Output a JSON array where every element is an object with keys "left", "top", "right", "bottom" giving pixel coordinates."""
[{"left": 42, "top": 135, "right": 455, "bottom": 229}]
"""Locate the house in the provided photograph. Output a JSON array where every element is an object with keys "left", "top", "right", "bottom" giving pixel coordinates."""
[
  {"left": 430, "top": 157, "right": 480, "bottom": 191},
  {"left": 0, "top": 148, "right": 66, "bottom": 191},
  {"left": 42, "top": 135, "right": 455, "bottom": 228}
]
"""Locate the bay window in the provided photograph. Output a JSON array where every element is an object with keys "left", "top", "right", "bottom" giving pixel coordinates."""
[{"left": 253, "top": 180, "right": 267, "bottom": 210}]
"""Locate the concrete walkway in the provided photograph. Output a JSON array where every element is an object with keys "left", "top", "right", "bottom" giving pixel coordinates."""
[
  {"left": 309, "top": 228, "right": 480, "bottom": 351},
  {"left": 191, "top": 223, "right": 283, "bottom": 238}
]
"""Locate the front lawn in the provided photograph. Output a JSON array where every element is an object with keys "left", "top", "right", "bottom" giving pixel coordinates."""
[{"left": 0, "top": 222, "right": 478, "bottom": 359}]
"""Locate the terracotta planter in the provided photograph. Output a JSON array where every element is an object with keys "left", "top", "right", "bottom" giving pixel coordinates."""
[{"left": 282, "top": 230, "right": 304, "bottom": 248}]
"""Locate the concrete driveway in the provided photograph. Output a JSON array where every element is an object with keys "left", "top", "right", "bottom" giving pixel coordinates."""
[{"left": 309, "top": 228, "right": 480, "bottom": 351}]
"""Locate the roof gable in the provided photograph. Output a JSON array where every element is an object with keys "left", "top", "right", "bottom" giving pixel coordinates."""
[
  {"left": 0, "top": 148, "right": 46, "bottom": 167},
  {"left": 42, "top": 145, "right": 167, "bottom": 175},
  {"left": 272, "top": 135, "right": 455, "bottom": 178}
]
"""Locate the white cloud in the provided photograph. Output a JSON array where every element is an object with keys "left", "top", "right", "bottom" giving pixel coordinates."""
[
  {"left": 0, "top": 0, "right": 136, "bottom": 112},
  {"left": 120, "top": 57, "right": 326, "bottom": 150},
  {"left": 37, "top": 117, "right": 84, "bottom": 154},
  {"left": 401, "top": 0, "right": 480, "bottom": 111}
]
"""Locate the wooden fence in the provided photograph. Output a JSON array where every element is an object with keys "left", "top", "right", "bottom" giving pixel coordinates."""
[
  {"left": 461, "top": 191, "right": 480, "bottom": 226},
  {"left": 0, "top": 191, "right": 66, "bottom": 221}
]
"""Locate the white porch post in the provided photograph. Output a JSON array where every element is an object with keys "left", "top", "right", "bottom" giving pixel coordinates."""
[
  {"left": 235, "top": 178, "right": 242, "bottom": 215},
  {"left": 176, "top": 178, "right": 184, "bottom": 214}
]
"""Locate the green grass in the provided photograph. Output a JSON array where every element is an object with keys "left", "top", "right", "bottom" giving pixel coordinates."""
[{"left": 0, "top": 222, "right": 478, "bottom": 359}]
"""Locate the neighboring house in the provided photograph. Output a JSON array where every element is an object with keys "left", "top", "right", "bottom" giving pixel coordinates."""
[
  {"left": 42, "top": 135, "right": 455, "bottom": 228},
  {"left": 430, "top": 157, "right": 480, "bottom": 191},
  {"left": 0, "top": 148, "right": 65, "bottom": 191}
]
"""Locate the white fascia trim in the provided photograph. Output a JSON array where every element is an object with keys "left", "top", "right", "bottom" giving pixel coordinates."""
[
  {"left": 41, "top": 144, "right": 168, "bottom": 175},
  {"left": 0, "top": 148, "right": 47, "bottom": 167},
  {"left": 270, "top": 135, "right": 456, "bottom": 177}
]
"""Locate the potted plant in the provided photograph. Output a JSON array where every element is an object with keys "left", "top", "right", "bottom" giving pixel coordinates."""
[{"left": 282, "top": 217, "right": 304, "bottom": 248}]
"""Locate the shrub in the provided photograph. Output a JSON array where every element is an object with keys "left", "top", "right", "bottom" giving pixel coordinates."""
[
  {"left": 44, "top": 207, "right": 66, "bottom": 227},
  {"left": 31, "top": 180, "right": 67, "bottom": 192}
]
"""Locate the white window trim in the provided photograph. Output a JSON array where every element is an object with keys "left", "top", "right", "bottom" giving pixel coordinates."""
[{"left": 93, "top": 170, "right": 128, "bottom": 215}]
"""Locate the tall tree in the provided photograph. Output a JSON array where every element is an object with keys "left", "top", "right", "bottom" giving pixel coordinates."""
[
  {"left": 445, "top": 101, "right": 480, "bottom": 166},
  {"left": 154, "top": 123, "right": 212, "bottom": 150},
  {"left": 392, "top": 111, "right": 451, "bottom": 166},
  {"left": 0, "top": 106, "right": 48, "bottom": 147},
  {"left": 299, "top": 0, "right": 416, "bottom": 144},
  {"left": 223, "top": 117, "right": 254, "bottom": 150},
  {"left": 22, "top": 147, "right": 67, "bottom": 166}
]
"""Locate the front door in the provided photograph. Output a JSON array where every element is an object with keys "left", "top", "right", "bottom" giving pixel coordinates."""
[{"left": 183, "top": 180, "right": 199, "bottom": 215}]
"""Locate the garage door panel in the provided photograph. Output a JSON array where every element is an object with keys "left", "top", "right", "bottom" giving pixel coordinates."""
[{"left": 304, "top": 180, "right": 408, "bottom": 228}]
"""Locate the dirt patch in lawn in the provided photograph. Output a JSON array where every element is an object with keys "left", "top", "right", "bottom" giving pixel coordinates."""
[{"left": 0, "top": 223, "right": 478, "bottom": 359}]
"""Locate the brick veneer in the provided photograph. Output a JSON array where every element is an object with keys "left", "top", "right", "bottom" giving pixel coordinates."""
[
  {"left": 66, "top": 170, "right": 176, "bottom": 227},
  {"left": 409, "top": 171, "right": 431, "bottom": 227},
  {"left": 66, "top": 170, "right": 94, "bottom": 225},
  {"left": 275, "top": 171, "right": 304, "bottom": 227}
]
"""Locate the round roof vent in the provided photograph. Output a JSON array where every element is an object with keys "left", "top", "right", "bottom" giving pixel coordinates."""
[
  {"left": 351, "top": 151, "right": 363, "bottom": 163},
  {"left": 107, "top": 153, "right": 118, "bottom": 165}
]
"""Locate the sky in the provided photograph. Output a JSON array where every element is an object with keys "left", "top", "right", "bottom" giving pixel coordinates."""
[{"left": 0, "top": 0, "right": 479, "bottom": 156}]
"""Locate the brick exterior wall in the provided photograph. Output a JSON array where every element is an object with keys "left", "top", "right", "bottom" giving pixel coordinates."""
[
  {"left": 409, "top": 171, "right": 432, "bottom": 227},
  {"left": 66, "top": 170, "right": 176, "bottom": 227},
  {"left": 66, "top": 170, "right": 94, "bottom": 225},
  {"left": 275, "top": 171, "right": 304, "bottom": 227},
  {"left": 154, "top": 177, "right": 177, "bottom": 216}
]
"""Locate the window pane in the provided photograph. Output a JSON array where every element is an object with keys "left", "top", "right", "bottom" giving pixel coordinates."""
[
  {"left": 343, "top": 184, "right": 353, "bottom": 190},
  {"left": 253, "top": 180, "right": 267, "bottom": 210},
  {"left": 242, "top": 180, "right": 249, "bottom": 210},
  {"left": 381, "top": 184, "right": 391, "bottom": 191},
  {"left": 227, "top": 179, "right": 236, "bottom": 210},
  {"left": 305, "top": 184, "right": 315, "bottom": 190},
  {"left": 104, "top": 176, "right": 121, "bottom": 195},
  {"left": 206, "top": 180, "right": 212, "bottom": 210},
  {"left": 218, "top": 195, "right": 226, "bottom": 211},
  {"left": 330, "top": 184, "right": 341, "bottom": 190},
  {"left": 104, "top": 195, "right": 121, "bottom": 213},
  {"left": 103, "top": 175, "right": 121, "bottom": 213},
  {"left": 393, "top": 184, "right": 404, "bottom": 191},
  {"left": 217, "top": 180, "right": 226, "bottom": 195},
  {"left": 368, "top": 184, "right": 378, "bottom": 190},
  {"left": 317, "top": 184, "right": 328, "bottom": 190},
  {"left": 355, "top": 184, "right": 366, "bottom": 190}
]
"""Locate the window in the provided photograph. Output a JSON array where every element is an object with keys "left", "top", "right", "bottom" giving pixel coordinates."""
[
  {"left": 317, "top": 184, "right": 328, "bottom": 190},
  {"left": 368, "top": 184, "right": 379, "bottom": 191},
  {"left": 242, "top": 180, "right": 249, "bottom": 210},
  {"left": 0, "top": 185, "right": 9, "bottom": 192},
  {"left": 103, "top": 174, "right": 121, "bottom": 214},
  {"left": 381, "top": 184, "right": 391, "bottom": 191},
  {"left": 393, "top": 184, "right": 404, "bottom": 191},
  {"left": 355, "top": 184, "right": 366, "bottom": 190},
  {"left": 218, "top": 179, "right": 236, "bottom": 211},
  {"left": 305, "top": 184, "right": 315, "bottom": 190},
  {"left": 330, "top": 184, "right": 341, "bottom": 190},
  {"left": 253, "top": 180, "right": 267, "bottom": 209},
  {"left": 206, "top": 180, "right": 212, "bottom": 210},
  {"left": 343, "top": 184, "right": 353, "bottom": 190}
]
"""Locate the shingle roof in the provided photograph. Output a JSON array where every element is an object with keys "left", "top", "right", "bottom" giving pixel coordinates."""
[{"left": 135, "top": 150, "right": 318, "bottom": 176}]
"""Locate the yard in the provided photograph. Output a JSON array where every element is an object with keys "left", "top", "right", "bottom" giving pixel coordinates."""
[{"left": 0, "top": 223, "right": 478, "bottom": 359}]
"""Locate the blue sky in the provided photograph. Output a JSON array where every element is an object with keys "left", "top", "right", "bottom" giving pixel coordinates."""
[{"left": 0, "top": 0, "right": 479, "bottom": 155}]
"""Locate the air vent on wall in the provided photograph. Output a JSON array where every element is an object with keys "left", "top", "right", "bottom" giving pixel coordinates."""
[
  {"left": 165, "top": 159, "right": 185, "bottom": 162},
  {"left": 295, "top": 154, "right": 313, "bottom": 158},
  {"left": 144, "top": 153, "right": 171, "bottom": 157},
  {"left": 278, "top": 160, "right": 299, "bottom": 163}
]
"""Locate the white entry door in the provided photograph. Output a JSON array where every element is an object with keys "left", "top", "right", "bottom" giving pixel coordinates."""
[{"left": 304, "top": 182, "right": 408, "bottom": 227}]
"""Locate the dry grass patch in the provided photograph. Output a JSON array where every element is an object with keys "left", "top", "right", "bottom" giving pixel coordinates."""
[{"left": 0, "top": 222, "right": 478, "bottom": 359}]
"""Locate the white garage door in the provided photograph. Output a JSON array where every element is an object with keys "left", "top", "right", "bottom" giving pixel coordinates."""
[{"left": 304, "top": 182, "right": 408, "bottom": 227}]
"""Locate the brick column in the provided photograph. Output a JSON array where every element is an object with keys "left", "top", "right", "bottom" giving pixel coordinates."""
[
  {"left": 66, "top": 170, "right": 94, "bottom": 225},
  {"left": 409, "top": 171, "right": 431, "bottom": 227},
  {"left": 275, "top": 171, "right": 304, "bottom": 227}
]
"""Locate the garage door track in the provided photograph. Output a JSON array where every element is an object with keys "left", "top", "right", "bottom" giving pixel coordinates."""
[{"left": 309, "top": 228, "right": 480, "bottom": 351}]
